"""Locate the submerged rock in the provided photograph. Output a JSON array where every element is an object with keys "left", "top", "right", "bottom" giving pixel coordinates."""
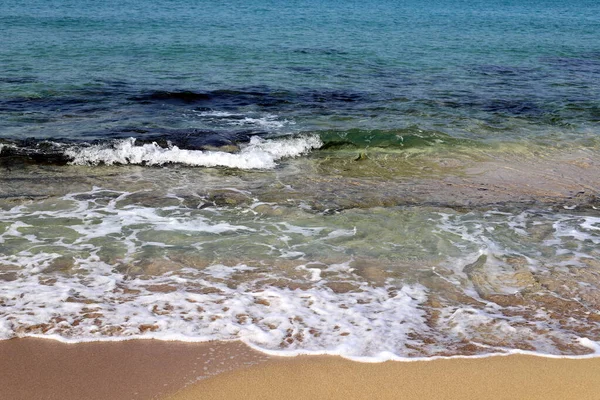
[
  {"left": 206, "top": 189, "right": 253, "bottom": 207},
  {"left": 354, "top": 152, "right": 369, "bottom": 161}
]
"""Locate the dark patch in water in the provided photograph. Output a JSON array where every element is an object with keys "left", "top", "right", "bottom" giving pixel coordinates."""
[
  {"left": 468, "top": 64, "right": 539, "bottom": 77},
  {"left": 0, "top": 140, "right": 72, "bottom": 166},
  {"left": 0, "top": 76, "right": 38, "bottom": 84},
  {"left": 129, "top": 89, "right": 289, "bottom": 108},
  {"left": 308, "top": 90, "right": 362, "bottom": 103},
  {"left": 288, "top": 66, "right": 316, "bottom": 73},
  {"left": 119, "top": 127, "right": 152, "bottom": 135},
  {"left": 319, "top": 140, "right": 359, "bottom": 150},
  {"left": 130, "top": 88, "right": 366, "bottom": 109},
  {"left": 0, "top": 81, "right": 595, "bottom": 143},
  {"left": 0, "top": 96, "right": 109, "bottom": 114},
  {"left": 541, "top": 55, "right": 600, "bottom": 74},
  {"left": 431, "top": 91, "right": 545, "bottom": 117},
  {"left": 135, "top": 129, "right": 256, "bottom": 150},
  {"left": 479, "top": 99, "right": 542, "bottom": 116},
  {"left": 131, "top": 90, "right": 212, "bottom": 104},
  {"left": 293, "top": 48, "right": 349, "bottom": 56},
  {"left": 91, "top": 79, "right": 130, "bottom": 88},
  {"left": 588, "top": 105, "right": 600, "bottom": 122}
]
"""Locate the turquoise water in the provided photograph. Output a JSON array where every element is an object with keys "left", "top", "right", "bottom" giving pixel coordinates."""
[
  {"left": 1, "top": 0, "right": 600, "bottom": 359},
  {"left": 1, "top": 0, "right": 599, "bottom": 143}
]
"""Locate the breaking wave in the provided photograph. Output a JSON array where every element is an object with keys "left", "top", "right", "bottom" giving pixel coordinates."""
[{"left": 0, "top": 135, "right": 323, "bottom": 169}]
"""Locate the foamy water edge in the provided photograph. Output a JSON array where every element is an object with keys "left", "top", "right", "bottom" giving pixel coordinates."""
[{"left": 65, "top": 135, "right": 322, "bottom": 169}]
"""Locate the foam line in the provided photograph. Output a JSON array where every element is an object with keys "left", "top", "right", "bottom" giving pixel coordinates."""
[{"left": 66, "top": 135, "right": 322, "bottom": 169}]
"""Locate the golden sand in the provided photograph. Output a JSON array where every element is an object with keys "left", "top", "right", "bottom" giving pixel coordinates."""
[
  {"left": 168, "top": 354, "right": 600, "bottom": 400},
  {"left": 2, "top": 338, "right": 600, "bottom": 400},
  {"left": 0, "top": 338, "right": 269, "bottom": 400}
]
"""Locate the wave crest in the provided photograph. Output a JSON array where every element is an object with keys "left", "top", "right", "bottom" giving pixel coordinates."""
[{"left": 65, "top": 135, "right": 322, "bottom": 169}]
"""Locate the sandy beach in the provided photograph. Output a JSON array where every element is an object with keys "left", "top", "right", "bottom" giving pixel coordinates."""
[
  {"left": 168, "top": 353, "right": 600, "bottom": 400},
  {"left": 2, "top": 338, "right": 600, "bottom": 400},
  {"left": 0, "top": 338, "right": 269, "bottom": 400},
  {"left": 3, "top": 1, "right": 600, "bottom": 400}
]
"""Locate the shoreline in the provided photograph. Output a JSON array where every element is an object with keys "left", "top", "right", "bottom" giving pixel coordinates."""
[
  {"left": 3, "top": 338, "right": 600, "bottom": 400},
  {"left": 167, "top": 352, "right": 600, "bottom": 400}
]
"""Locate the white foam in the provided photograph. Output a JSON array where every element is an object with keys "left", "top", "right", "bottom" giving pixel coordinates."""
[
  {"left": 326, "top": 227, "right": 357, "bottom": 239},
  {"left": 581, "top": 216, "right": 600, "bottom": 232},
  {"left": 203, "top": 264, "right": 256, "bottom": 279},
  {"left": 277, "top": 222, "right": 325, "bottom": 237},
  {"left": 0, "top": 259, "right": 431, "bottom": 360},
  {"left": 196, "top": 111, "right": 292, "bottom": 130},
  {"left": 66, "top": 135, "right": 322, "bottom": 169},
  {"left": 2, "top": 193, "right": 600, "bottom": 361},
  {"left": 0, "top": 190, "right": 434, "bottom": 359},
  {"left": 196, "top": 111, "right": 240, "bottom": 117},
  {"left": 232, "top": 116, "right": 289, "bottom": 129},
  {"left": 578, "top": 338, "right": 600, "bottom": 354}
]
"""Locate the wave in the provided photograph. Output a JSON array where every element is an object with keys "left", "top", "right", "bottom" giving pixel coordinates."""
[
  {"left": 2, "top": 190, "right": 600, "bottom": 360},
  {"left": 65, "top": 135, "right": 322, "bottom": 169},
  {"left": 0, "top": 127, "right": 471, "bottom": 169}
]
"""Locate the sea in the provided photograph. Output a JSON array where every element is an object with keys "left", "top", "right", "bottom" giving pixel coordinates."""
[{"left": 1, "top": 0, "right": 600, "bottom": 360}]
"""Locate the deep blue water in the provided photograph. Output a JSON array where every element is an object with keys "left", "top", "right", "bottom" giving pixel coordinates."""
[{"left": 1, "top": 0, "right": 599, "bottom": 151}]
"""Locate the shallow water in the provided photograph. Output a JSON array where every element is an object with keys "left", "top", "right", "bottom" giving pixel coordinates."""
[
  {"left": 1, "top": 160, "right": 600, "bottom": 359},
  {"left": 1, "top": 0, "right": 600, "bottom": 360}
]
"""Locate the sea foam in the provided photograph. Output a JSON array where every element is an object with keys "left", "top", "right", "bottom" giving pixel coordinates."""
[
  {"left": 2, "top": 190, "right": 600, "bottom": 361},
  {"left": 65, "top": 135, "right": 322, "bottom": 169}
]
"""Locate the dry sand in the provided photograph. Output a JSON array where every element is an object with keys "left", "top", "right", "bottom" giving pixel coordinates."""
[{"left": 2, "top": 338, "right": 600, "bottom": 400}]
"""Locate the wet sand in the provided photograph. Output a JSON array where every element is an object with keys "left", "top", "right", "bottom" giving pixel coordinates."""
[
  {"left": 168, "top": 353, "right": 600, "bottom": 400},
  {"left": 0, "top": 338, "right": 270, "bottom": 400},
  {"left": 2, "top": 338, "right": 600, "bottom": 400}
]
